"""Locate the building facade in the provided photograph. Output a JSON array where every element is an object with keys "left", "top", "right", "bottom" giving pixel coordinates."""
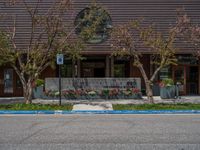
[{"left": 0, "top": 0, "right": 200, "bottom": 97}]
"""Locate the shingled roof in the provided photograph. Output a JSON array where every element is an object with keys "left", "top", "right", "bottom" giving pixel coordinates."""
[{"left": 0, "top": 0, "right": 199, "bottom": 54}]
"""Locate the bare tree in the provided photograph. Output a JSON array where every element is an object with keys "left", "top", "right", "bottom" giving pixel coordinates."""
[
  {"left": 0, "top": 0, "right": 110, "bottom": 104},
  {"left": 0, "top": 0, "right": 83, "bottom": 104},
  {"left": 173, "top": 9, "right": 200, "bottom": 55},
  {"left": 111, "top": 21, "right": 177, "bottom": 103}
]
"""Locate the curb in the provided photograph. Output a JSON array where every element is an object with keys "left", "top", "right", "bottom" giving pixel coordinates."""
[{"left": 0, "top": 110, "right": 200, "bottom": 114}]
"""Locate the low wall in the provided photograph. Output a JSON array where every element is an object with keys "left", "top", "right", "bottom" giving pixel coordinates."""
[{"left": 45, "top": 78, "right": 141, "bottom": 91}]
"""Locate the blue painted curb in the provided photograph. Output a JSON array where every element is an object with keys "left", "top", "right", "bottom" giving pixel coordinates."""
[{"left": 0, "top": 110, "right": 200, "bottom": 114}]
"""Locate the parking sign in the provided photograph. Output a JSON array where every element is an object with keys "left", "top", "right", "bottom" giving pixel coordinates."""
[{"left": 56, "top": 54, "right": 64, "bottom": 65}]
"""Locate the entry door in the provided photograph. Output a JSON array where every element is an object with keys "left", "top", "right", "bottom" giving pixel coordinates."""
[
  {"left": 187, "top": 66, "right": 199, "bottom": 95},
  {"left": 4, "top": 69, "right": 14, "bottom": 94},
  {"left": 81, "top": 62, "right": 105, "bottom": 77},
  {"left": 173, "top": 66, "right": 186, "bottom": 95},
  {"left": 82, "top": 68, "right": 94, "bottom": 77}
]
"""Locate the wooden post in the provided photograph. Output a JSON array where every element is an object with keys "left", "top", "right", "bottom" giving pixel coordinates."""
[
  {"left": 129, "top": 57, "right": 134, "bottom": 77},
  {"left": 199, "top": 59, "right": 200, "bottom": 94},
  {"left": 110, "top": 56, "right": 114, "bottom": 77},
  {"left": 77, "top": 59, "right": 81, "bottom": 77},
  {"left": 105, "top": 55, "right": 110, "bottom": 77}
]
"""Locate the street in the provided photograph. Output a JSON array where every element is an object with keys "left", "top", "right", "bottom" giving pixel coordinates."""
[{"left": 0, "top": 114, "right": 200, "bottom": 150}]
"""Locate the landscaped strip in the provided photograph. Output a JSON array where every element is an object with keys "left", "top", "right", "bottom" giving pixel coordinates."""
[
  {"left": 0, "top": 104, "right": 73, "bottom": 111},
  {"left": 1, "top": 103, "right": 200, "bottom": 114},
  {"left": 113, "top": 103, "right": 200, "bottom": 110}
]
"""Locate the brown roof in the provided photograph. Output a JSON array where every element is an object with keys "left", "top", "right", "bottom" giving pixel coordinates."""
[{"left": 0, "top": 0, "right": 199, "bottom": 53}]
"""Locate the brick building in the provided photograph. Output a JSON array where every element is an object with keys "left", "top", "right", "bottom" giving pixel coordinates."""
[{"left": 0, "top": 0, "right": 200, "bottom": 97}]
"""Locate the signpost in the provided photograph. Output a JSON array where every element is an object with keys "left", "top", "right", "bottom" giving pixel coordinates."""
[{"left": 56, "top": 54, "right": 64, "bottom": 106}]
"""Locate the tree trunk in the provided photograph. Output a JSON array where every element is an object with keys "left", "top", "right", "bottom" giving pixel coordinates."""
[
  {"left": 23, "top": 81, "right": 33, "bottom": 104},
  {"left": 12, "top": 66, "right": 35, "bottom": 104},
  {"left": 145, "top": 82, "right": 154, "bottom": 103},
  {"left": 137, "top": 64, "right": 154, "bottom": 103}
]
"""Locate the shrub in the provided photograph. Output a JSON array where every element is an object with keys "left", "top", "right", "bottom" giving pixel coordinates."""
[
  {"left": 159, "top": 78, "right": 174, "bottom": 87},
  {"left": 35, "top": 79, "right": 44, "bottom": 87},
  {"left": 101, "top": 89, "right": 109, "bottom": 97}
]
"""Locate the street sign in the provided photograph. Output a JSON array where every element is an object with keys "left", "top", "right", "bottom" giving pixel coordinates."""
[
  {"left": 56, "top": 54, "right": 64, "bottom": 105},
  {"left": 56, "top": 54, "right": 64, "bottom": 65}
]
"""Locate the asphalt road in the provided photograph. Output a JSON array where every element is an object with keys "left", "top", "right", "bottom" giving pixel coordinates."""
[{"left": 0, "top": 114, "right": 200, "bottom": 150}]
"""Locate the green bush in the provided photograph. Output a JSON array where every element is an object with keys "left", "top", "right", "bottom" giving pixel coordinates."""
[
  {"left": 35, "top": 79, "right": 44, "bottom": 87},
  {"left": 160, "top": 78, "right": 174, "bottom": 87}
]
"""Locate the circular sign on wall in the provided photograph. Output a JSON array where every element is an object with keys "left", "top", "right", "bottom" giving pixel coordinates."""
[{"left": 74, "top": 6, "right": 112, "bottom": 44}]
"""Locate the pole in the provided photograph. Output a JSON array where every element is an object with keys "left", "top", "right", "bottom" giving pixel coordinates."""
[
  {"left": 57, "top": 53, "right": 63, "bottom": 106},
  {"left": 59, "top": 64, "right": 61, "bottom": 106}
]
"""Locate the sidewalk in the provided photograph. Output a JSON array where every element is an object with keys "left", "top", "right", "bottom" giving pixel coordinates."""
[
  {"left": 31, "top": 96, "right": 200, "bottom": 104},
  {"left": 1, "top": 96, "right": 200, "bottom": 105},
  {"left": 1, "top": 96, "right": 200, "bottom": 111},
  {"left": 72, "top": 103, "right": 113, "bottom": 111},
  {"left": 0, "top": 97, "right": 24, "bottom": 104}
]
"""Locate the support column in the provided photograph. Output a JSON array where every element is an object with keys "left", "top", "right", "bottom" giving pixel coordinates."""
[
  {"left": 105, "top": 55, "right": 110, "bottom": 77},
  {"left": 110, "top": 56, "right": 114, "bottom": 77},
  {"left": 72, "top": 61, "right": 76, "bottom": 78},
  {"left": 77, "top": 59, "right": 81, "bottom": 77},
  {"left": 129, "top": 57, "right": 134, "bottom": 77},
  {"left": 150, "top": 55, "right": 153, "bottom": 77},
  {"left": 199, "top": 59, "right": 200, "bottom": 94}
]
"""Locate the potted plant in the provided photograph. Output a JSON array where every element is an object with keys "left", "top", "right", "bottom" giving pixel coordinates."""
[
  {"left": 159, "top": 78, "right": 176, "bottom": 99},
  {"left": 131, "top": 88, "right": 142, "bottom": 99},
  {"left": 109, "top": 88, "right": 120, "bottom": 99},
  {"left": 87, "top": 89, "right": 98, "bottom": 100},
  {"left": 101, "top": 89, "right": 110, "bottom": 99},
  {"left": 122, "top": 88, "right": 132, "bottom": 99},
  {"left": 32, "top": 79, "right": 45, "bottom": 99}
]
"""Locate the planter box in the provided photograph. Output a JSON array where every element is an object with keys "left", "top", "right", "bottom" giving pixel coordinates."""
[
  {"left": 160, "top": 85, "right": 176, "bottom": 99},
  {"left": 153, "top": 84, "right": 160, "bottom": 96},
  {"left": 33, "top": 87, "right": 143, "bottom": 100},
  {"left": 33, "top": 86, "right": 45, "bottom": 99}
]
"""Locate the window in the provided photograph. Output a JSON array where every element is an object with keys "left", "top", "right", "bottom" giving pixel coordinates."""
[
  {"left": 60, "top": 59, "right": 72, "bottom": 77},
  {"left": 159, "top": 66, "right": 172, "bottom": 80},
  {"left": 4, "top": 69, "right": 13, "bottom": 93},
  {"left": 114, "top": 58, "right": 130, "bottom": 77},
  {"left": 114, "top": 64, "right": 125, "bottom": 77},
  {"left": 74, "top": 6, "right": 112, "bottom": 44},
  {"left": 177, "top": 55, "right": 199, "bottom": 65}
]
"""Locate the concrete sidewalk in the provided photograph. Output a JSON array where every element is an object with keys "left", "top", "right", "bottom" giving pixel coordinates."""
[
  {"left": 1, "top": 96, "right": 200, "bottom": 105},
  {"left": 0, "top": 97, "right": 24, "bottom": 104},
  {"left": 33, "top": 96, "right": 200, "bottom": 110},
  {"left": 1, "top": 96, "right": 200, "bottom": 111},
  {"left": 72, "top": 103, "right": 113, "bottom": 111},
  {"left": 31, "top": 96, "right": 200, "bottom": 104}
]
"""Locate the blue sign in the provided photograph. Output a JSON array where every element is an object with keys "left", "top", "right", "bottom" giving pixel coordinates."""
[{"left": 56, "top": 54, "right": 64, "bottom": 65}]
